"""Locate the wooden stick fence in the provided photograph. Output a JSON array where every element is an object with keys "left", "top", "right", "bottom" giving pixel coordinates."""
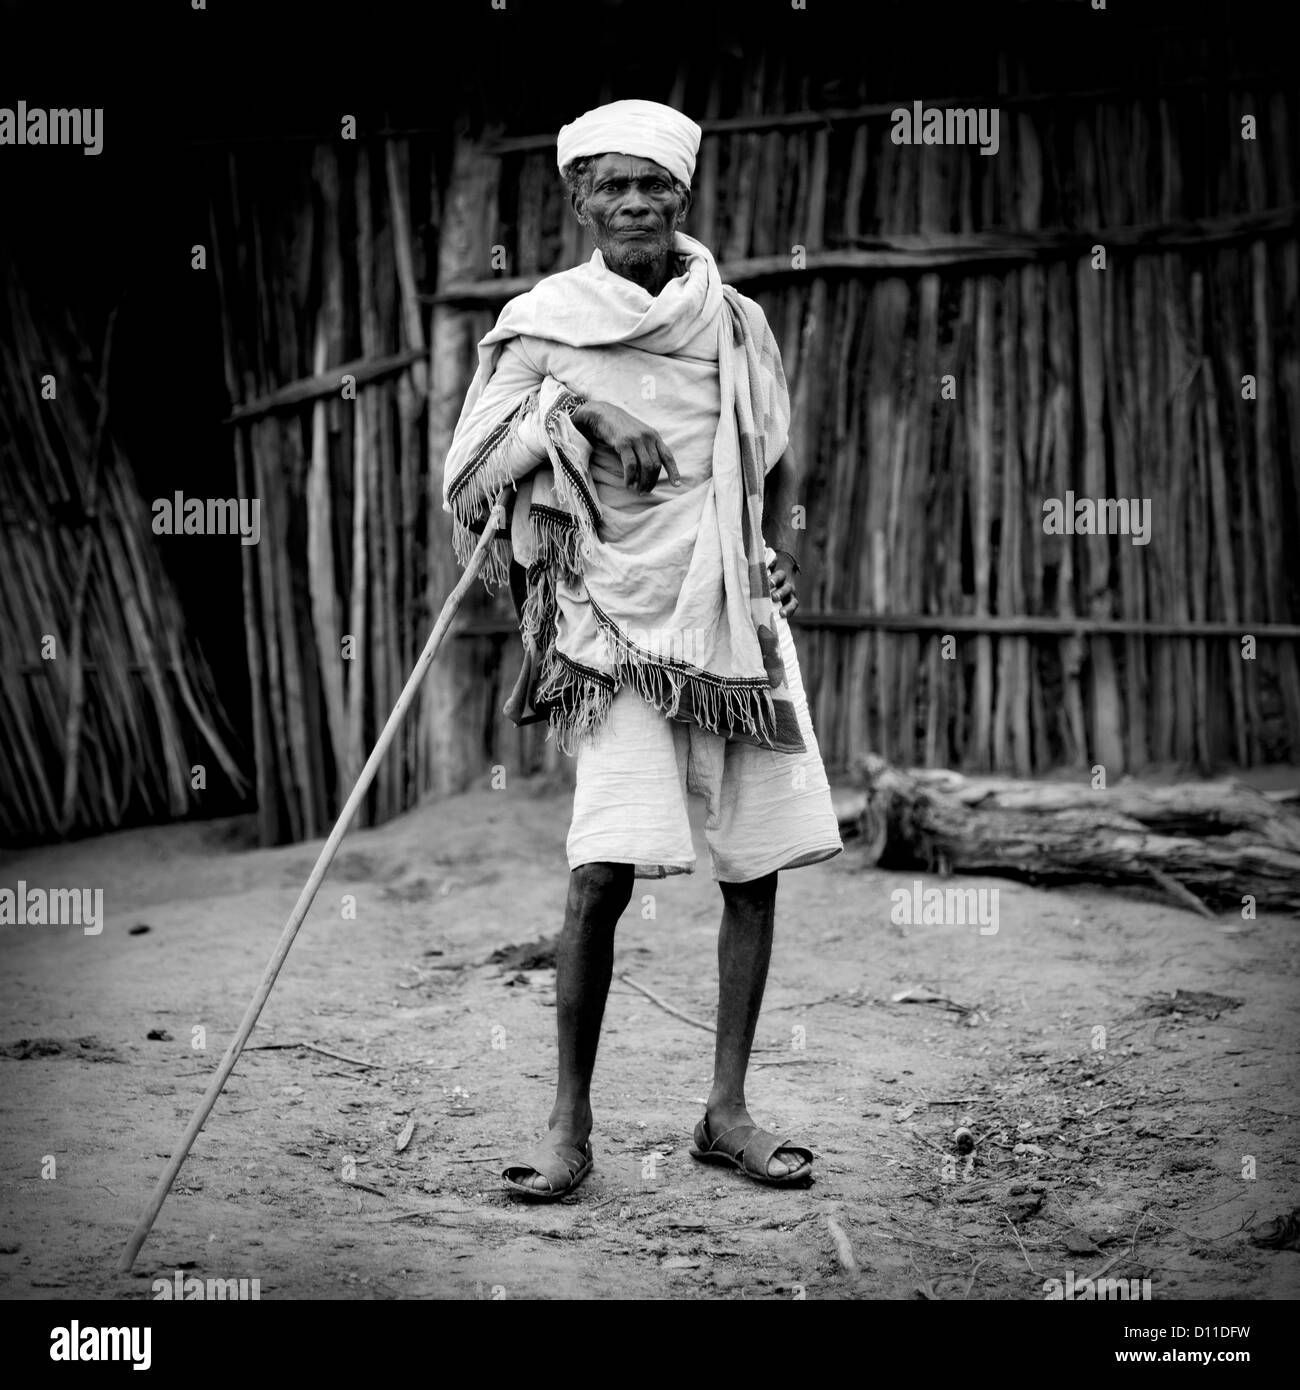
[{"left": 197, "top": 62, "right": 1300, "bottom": 843}]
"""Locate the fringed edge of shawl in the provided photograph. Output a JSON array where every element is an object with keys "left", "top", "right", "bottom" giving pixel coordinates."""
[
  {"left": 446, "top": 393, "right": 539, "bottom": 590},
  {"left": 529, "top": 505, "right": 585, "bottom": 583},
  {"left": 543, "top": 394, "right": 601, "bottom": 565},
  {"left": 518, "top": 560, "right": 555, "bottom": 654},
  {"left": 532, "top": 649, "right": 616, "bottom": 756},
  {"left": 446, "top": 388, "right": 601, "bottom": 594},
  {"left": 589, "top": 598, "right": 779, "bottom": 748},
  {"left": 519, "top": 550, "right": 784, "bottom": 754}
]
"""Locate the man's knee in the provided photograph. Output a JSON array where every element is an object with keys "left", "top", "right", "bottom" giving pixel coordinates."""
[{"left": 569, "top": 861, "right": 635, "bottom": 906}]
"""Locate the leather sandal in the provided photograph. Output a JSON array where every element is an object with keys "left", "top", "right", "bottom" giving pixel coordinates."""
[
  {"left": 501, "top": 1138, "right": 594, "bottom": 1200},
  {"left": 689, "top": 1115, "right": 813, "bottom": 1186}
]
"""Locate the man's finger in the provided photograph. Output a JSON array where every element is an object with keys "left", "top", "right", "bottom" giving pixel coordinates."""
[
  {"left": 631, "top": 439, "right": 658, "bottom": 492},
  {"left": 659, "top": 440, "right": 682, "bottom": 487},
  {"left": 648, "top": 439, "right": 674, "bottom": 490},
  {"left": 618, "top": 445, "right": 641, "bottom": 490}
]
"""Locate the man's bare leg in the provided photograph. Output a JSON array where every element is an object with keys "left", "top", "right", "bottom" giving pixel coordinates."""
[
  {"left": 705, "top": 871, "right": 803, "bottom": 1178},
  {"left": 512, "top": 860, "right": 634, "bottom": 1191}
]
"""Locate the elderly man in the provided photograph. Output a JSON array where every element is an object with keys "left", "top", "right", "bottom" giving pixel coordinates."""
[{"left": 443, "top": 99, "right": 842, "bottom": 1199}]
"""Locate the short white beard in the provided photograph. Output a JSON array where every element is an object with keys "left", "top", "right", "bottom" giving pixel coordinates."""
[
  {"left": 607, "top": 240, "right": 662, "bottom": 270},
  {"left": 597, "top": 224, "right": 675, "bottom": 273}
]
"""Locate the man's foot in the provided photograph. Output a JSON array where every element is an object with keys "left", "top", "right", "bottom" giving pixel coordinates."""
[
  {"left": 501, "top": 1106, "right": 593, "bottom": 1197},
  {"left": 501, "top": 1128, "right": 594, "bottom": 1200},
  {"left": 691, "top": 1107, "right": 813, "bottom": 1185}
]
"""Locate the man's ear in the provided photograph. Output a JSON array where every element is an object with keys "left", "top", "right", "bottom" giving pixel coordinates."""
[
  {"left": 571, "top": 190, "right": 588, "bottom": 226},
  {"left": 675, "top": 186, "right": 693, "bottom": 225}
]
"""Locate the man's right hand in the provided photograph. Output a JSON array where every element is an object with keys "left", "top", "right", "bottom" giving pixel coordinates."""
[{"left": 571, "top": 400, "right": 682, "bottom": 494}]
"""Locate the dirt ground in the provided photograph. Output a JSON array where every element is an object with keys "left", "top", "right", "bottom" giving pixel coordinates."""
[{"left": 1, "top": 770, "right": 1298, "bottom": 1301}]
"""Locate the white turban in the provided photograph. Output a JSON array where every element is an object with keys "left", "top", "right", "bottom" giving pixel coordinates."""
[{"left": 556, "top": 99, "right": 702, "bottom": 188}]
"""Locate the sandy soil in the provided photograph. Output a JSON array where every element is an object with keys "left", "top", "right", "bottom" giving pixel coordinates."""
[{"left": 1, "top": 773, "right": 1298, "bottom": 1301}]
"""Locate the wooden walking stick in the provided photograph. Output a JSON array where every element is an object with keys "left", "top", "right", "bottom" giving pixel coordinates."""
[{"left": 117, "top": 490, "right": 509, "bottom": 1273}]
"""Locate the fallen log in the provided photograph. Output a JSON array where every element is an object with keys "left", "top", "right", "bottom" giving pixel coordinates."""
[{"left": 841, "top": 757, "right": 1300, "bottom": 913}]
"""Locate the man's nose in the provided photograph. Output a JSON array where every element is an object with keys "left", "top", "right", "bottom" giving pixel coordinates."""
[{"left": 618, "top": 186, "right": 653, "bottom": 216}]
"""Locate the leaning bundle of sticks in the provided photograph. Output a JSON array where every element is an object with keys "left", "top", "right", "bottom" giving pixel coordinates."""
[{"left": 0, "top": 267, "right": 246, "bottom": 840}]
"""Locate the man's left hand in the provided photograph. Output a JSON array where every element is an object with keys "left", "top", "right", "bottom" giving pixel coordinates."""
[{"left": 768, "top": 551, "right": 799, "bottom": 618}]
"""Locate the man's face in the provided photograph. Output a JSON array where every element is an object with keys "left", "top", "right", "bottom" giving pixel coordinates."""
[{"left": 573, "top": 154, "right": 691, "bottom": 276}]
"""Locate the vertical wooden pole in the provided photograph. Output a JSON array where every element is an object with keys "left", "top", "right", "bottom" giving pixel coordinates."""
[
  {"left": 421, "top": 124, "right": 502, "bottom": 794},
  {"left": 1074, "top": 113, "right": 1125, "bottom": 775},
  {"left": 307, "top": 145, "right": 347, "bottom": 805}
]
